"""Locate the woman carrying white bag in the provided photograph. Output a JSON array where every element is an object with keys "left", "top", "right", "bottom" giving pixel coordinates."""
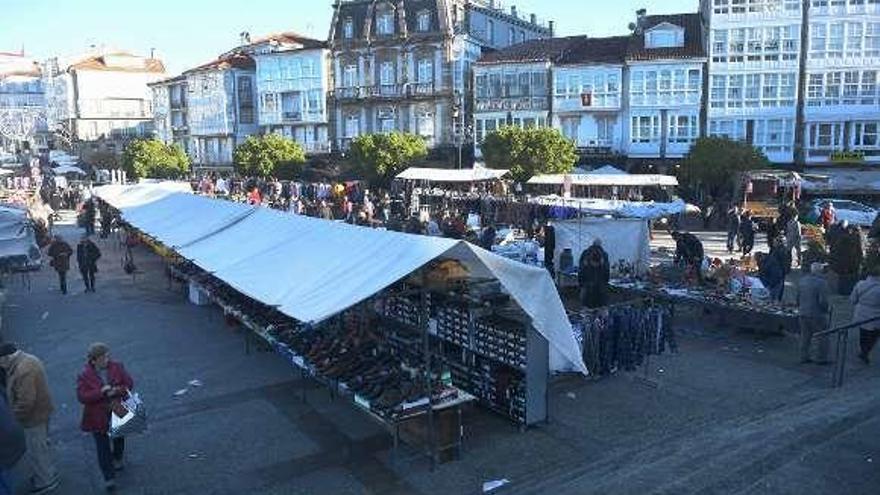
[{"left": 76, "top": 343, "right": 135, "bottom": 492}]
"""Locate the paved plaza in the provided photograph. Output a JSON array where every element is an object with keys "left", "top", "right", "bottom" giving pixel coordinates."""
[{"left": 2, "top": 220, "right": 879, "bottom": 495}]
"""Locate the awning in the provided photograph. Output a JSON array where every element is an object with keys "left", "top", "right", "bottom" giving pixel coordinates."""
[
  {"left": 397, "top": 167, "right": 510, "bottom": 182},
  {"left": 528, "top": 173, "right": 678, "bottom": 187},
  {"left": 94, "top": 182, "right": 192, "bottom": 210},
  {"left": 98, "top": 185, "right": 586, "bottom": 375}
]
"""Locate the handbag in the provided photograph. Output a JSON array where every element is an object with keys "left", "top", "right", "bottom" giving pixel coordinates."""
[{"left": 109, "top": 391, "right": 147, "bottom": 438}]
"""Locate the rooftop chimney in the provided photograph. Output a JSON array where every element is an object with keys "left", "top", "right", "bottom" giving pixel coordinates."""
[
  {"left": 530, "top": 13, "right": 536, "bottom": 24},
  {"left": 635, "top": 9, "right": 648, "bottom": 34},
  {"left": 548, "top": 20, "right": 555, "bottom": 37},
  {"left": 511, "top": 6, "right": 517, "bottom": 18},
  {"left": 239, "top": 31, "right": 251, "bottom": 46}
]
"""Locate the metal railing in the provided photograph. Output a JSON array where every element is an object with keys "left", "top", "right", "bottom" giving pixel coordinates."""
[{"left": 813, "top": 315, "right": 880, "bottom": 388}]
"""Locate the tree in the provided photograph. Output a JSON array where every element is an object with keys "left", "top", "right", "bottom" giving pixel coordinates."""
[
  {"left": 233, "top": 134, "right": 306, "bottom": 178},
  {"left": 121, "top": 139, "right": 190, "bottom": 179},
  {"left": 481, "top": 126, "right": 577, "bottom": 183},
  {"left": 82, "top": 149, "right": 119, "bottom": 170},
  {"left": 348, "top": 132, "right": 428, "bottom": 186},
  {"left": 679, "top": 137, "right": 771, "bottom": 202}
]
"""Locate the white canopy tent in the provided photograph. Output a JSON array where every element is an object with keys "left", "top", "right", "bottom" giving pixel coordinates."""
[
  {"left": 528, "top": 173, "right": 678, "bottom": 187},
  {"left": 93, "top": 182, "right": 192, "bottom": 210},
  {"left": 550, "top": 217, "right": 651, "bottom": 276},
  {"left": 396, "top": 167, "right": 510, "bottom": 182},
  {"left": 97, "top": 185, "right": 587, "bottom": 375}
]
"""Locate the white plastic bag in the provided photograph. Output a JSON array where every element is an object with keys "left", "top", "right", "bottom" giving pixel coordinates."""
[{"left": 110, "top": 392, "right": 147, "bottom": 438}]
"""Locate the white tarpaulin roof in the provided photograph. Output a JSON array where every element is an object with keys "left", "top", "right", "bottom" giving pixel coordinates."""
[
  {"left": 52, "top": 165, "right": 86, "bottom": 175},
  {"left": 397, "top": 167, "right": 510, "bottom": 182},
  {"left": 528, "top": 173, "right": 678, "bottom": 187},
  {"left": 94, "top": 182, "right": 192, "bottom": 210},
  {"left": 589, "top": 165, "right": 628, "bottom": 175},
  {"left": 531, "top": 195, "right": 687, "bottom": 219},
  {"left": 99, "top": 184, "right": 586, "bottom": 375}
]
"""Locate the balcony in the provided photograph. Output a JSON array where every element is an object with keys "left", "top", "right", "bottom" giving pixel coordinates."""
[
  {"left": 334, "top": 87, "right": 360, "bottom": 100},
  {"left": 367, "top": 84, "right": 404, "bottom": 98},
  {"left": 475, "top": 97, "right": 549, "bottom": 113},
  {"left": 408, "top": 82, "right": 437, "bottom": 97},
  {"left": 282, "top": 111, "right": 303, "bottom": 122}
]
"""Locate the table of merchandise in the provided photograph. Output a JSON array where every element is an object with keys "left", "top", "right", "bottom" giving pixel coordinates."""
[{"left": 610, "top": 280, "right": 799, "bottom": 334}]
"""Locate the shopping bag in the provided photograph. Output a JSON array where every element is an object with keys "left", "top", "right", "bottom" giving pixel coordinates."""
[{"left": 109, "top": 391, "right": 147, "bottom": 438}]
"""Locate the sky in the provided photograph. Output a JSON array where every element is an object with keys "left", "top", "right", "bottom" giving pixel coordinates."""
[{"left": 2, "top": 0, "right": 697, "bottom": 75}]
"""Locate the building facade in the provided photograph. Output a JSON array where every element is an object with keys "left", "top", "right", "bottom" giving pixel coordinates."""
[
  {"left": 149, "top": 75, "right": 189, "bottom": 154},
  {"left": 703, "top": 0, "right": 880, "bottom": 166},
  {"left": 473, "top": 11, "right": 706, "bottom": 163},
  {"left": 183, "top": 53, "right": 258, "bottom": 169},
  {"left": 624, "top": 12, "right": 707, "bottom": 161},
  {"left": 328, "top": 0, "right": 551, "bottom": 156},
  {"left": 44, "top": 52, "right": 166, "bottom": 153},
  {"left": 246, "top": 33, "right": 333, "bottom": 154},
  {"left": 0, "top": 51, "right": 47, "bottom": 152}
]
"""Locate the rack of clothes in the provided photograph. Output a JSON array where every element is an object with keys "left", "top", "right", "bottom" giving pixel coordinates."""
[{"left": 570, "top": 300, "right": 676, "bottom": 377}]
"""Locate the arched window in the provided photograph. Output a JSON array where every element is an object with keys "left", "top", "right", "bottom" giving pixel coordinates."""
[
  {"left": 377, "top": 6, "right": 395, "bottom": 35},
  {"left": 417, "top": 10, "right": 431, "bottom": 32}
]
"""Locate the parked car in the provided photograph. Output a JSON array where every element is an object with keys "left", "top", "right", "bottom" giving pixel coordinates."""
[{"left": 803, "top": 199, "right": 878, "bottom": 227}]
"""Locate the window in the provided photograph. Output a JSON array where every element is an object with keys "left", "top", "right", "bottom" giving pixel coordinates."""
[
  {"left": 519, "top": 30, "right": 526, "bottom": 43},
  {"left": 868, "top": 22, "right": 880, "bottom": 57},
  {"left": 826, "top": 72, "right": 842, "bottom": 105},
  {"left": 808, "top": 74, "right": 824, "bottom": 105},
  {"left": 844, "top": 71, "right": 860, "bottom": 104},
  {"left": 343, "top": 65, "right": 358, "bottom": 88},
  {"left": 854, "top": 122, "right": 879, "bottom": 149},
  {"left": 561, "top": 117, "right": 579, "bottom": 142},
  {"left": 828, "top": 23, "right": 844, "bottom": 58},
  {"left": 377, "top": 10, "right": 395, "bottom": 35},
  {"left": 237, "top": 76, "right": 254, "bottom": 124},
  {"left": 846, "top": 22, "right": 863, "bottom": 56},
  {"left": 417, "top": 11, "right": 431, "bottom": 32},
  {"left": 307, "top": 90, "right": 322, "bottom": 114},
  {"left": 811, "top": 23, "right": 827, "bottom": 57},
  {"left": 476, "top": 74, "right": 488, "bottom": 98},
  {"left": 487, "top": 20, "right": 495, "bottom": 44},
  {"left": 509, "top": 28, "right": 516, "bottom": 46},
  {"left": 808, "top": 123, "right": 843, "bottom": 150},
  {"left": 647, "top": 29, "right": 682, "bottom": 49},
  {"left": 345, "top": 115, "right": 360, "bottom": 138},
  {"left": 754, "top": 119, "right": 794, "bottom": 153},
  {"left": 745, "top": 74, "right": 761, "bottom": 107},
  {"left": 343, "top": 18, "right": 354, "bottom": 39},
  {"left": 863, "top": 71, "right": 877, "bottom": 105},
  {"left": 416, "top": 110, "right": 434, "bottom": 137},
  {"left": 417, "top": 59, "right": 433, "bottom": 84},
  {"left": 728, "top": 75, "right": 744, "bottom": 107},
  {"left": 631, "top": 115, "right": 660, "bottom": 144},
  {"left": 711, "top": 75, "right": 725, "bottom": 108},
  {"left": 380, "top": 61, "right": 395, "bottom": 86},
  {"left": 377, "top": 107, "right": 396, "bottom": 132},
  {"left": 668, "top": 114, "right": 698, "bottom": 145},
  {"left": 709, "top": 119, "right": 746, "bottom": 140}
]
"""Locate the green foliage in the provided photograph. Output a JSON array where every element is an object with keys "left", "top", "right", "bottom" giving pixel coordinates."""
[
  {"left": 233, "top": 134, "right": 306, "bottom": 178},
  {"left": 348, "top": 132, "right": 428, "bottom": 185},
  {"left": 480, "top": 126, "right": 577, "bottom": 183},
  {"left": 679, "top": 137, "right": 771, "bottom": 200},
  {"left": 121, "top": 139, "right": 190, "bottom": 179}
]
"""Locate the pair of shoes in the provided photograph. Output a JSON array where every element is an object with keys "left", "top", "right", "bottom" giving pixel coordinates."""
[
  {"left": 858, "top": 353, "right": 871, "bottom": 365},
  {"left": 104, "top": 479, "right": 117, "bottom": 492},
  {"left": 113, "top": 459, "right": 124, "bottom": 471},
  {"left": 30, "top": 478, "right": 61, "bottom": 494}
]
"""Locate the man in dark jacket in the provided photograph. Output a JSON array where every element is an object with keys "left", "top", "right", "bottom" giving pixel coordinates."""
[
  {"left": 76, "top": 235, "right": 101, "bottom": 293},
  {"left": 726, "top": 206, "right": 741, "bottom": 253},
  {"left": 46, "top": 235, "right": 73, "bottom": 294},
  {"left": 758, "top": 252, "right": 785, "bottom": 301},
  {"left": 82, "top": 199, "right": 96, "bottom": 236},
  {"left": 542, "top": 224, "right": 556, "bottom": 278},
  {"left": 672, "top": 231, "right": 704, "bottom": 271},
  {"left": 579, "top": 240, "right": 610, "bottom": 308},
  {"left": 797, "top": 263, "right": 831, "bottom": 364},
  {"left": 740, "top": 212, "right": 756, "bottom": 255}
]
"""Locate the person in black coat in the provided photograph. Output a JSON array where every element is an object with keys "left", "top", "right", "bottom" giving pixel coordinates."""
[
  {"left": 726, "top": 206, "right": 741, "bottom": 253},
  {"left": 757, "top": 252, "right": 785, "bottom": 301},
  {"left": 542, "top": 224, "right": 556, "bottom": 278},
  {"left": 76, "top": 235, "right": 102, "bottom": 293},
  {"left": 740, "top": 212, "right": 756, "bottom": 255},
  {"left": 579, "top": 240, "right": 610, "bottom": 308}
]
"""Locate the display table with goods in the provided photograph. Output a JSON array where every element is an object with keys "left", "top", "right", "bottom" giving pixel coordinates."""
[{"left": 610, "top": 261, "right": 798, "bottom": 333}]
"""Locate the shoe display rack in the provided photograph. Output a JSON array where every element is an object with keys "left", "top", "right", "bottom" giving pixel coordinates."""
[{"left": 381, "top": 287, "right": 548, "bottom": 427}]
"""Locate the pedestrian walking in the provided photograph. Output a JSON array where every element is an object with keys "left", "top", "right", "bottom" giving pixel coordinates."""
[
  {"left": 77, "top": 235, "right": 102, "bottom": 293},
  {"left": 850, "top": 272, "right": 880, "bottom": 365},
  {"left": 82, "top": 199, "right": 96, "bottom": 236},
  {"left": 726, "top": 206, "right": 741, "bottom": 253},
  {"left": 0, "top": 343, "right": 59, "bottom": 494},
  {"left": 796, "top": 263, "right": 831, "bottom": 364},
  {"left": 46, "top": 235, "right": 73, "bottom": 294},
  {"left": 76, "top": 343, "right": 134, "bottom": 492},
  {"left": 1, "top": 369, "right": 26, "bottom": 495}
]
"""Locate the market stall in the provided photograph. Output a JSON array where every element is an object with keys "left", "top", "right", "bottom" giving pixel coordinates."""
[
  {"left": 95, "top": 184, "right": 587, "bottom": 464},
  {"left": 395, "top": 166, "right": 511, "bottom": 219},
  {"left": 0, "top": 205, "right": 41, "bottom": 276}
]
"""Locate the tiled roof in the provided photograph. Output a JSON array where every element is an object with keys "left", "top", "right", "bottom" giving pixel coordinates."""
[
  {"left": 477, "top": 36, "right": 630, "bottom": 65},
  {"left": 184, "top": 53, "right": 255, "bottom": 74},
  {"left": 626, "top": 13, "right": 706, "bottom": 61},
  {"left": 148, "top": 74, "right": 187, "bottom": 86},
  {"left": 239, "top": 32, "right": 327, "bottom": 52},
  {"left": 69, "top": 52, "right": 166, "bottom": 73}
]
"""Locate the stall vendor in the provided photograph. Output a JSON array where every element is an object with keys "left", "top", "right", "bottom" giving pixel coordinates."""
[
  {"left": 672, "top": 231, "right": 704, "bottom": 270},
  {"left": 579, "top": 240, "right": 610, "bottom": 308}
]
